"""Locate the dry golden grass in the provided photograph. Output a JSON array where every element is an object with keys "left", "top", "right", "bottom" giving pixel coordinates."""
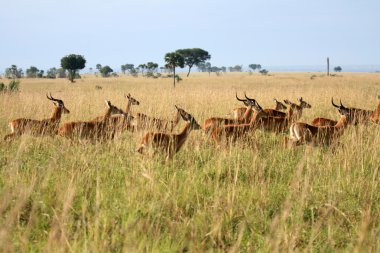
[{"left": 0, "top": 72, "right": 379, "bottom": 252}]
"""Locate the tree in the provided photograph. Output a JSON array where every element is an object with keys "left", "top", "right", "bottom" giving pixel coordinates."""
[
  {"left": 96, "top": 64, "right": 102, "bottom": 71},
  {"left": 164, "top": 52, "right": 184, "bottom": 88},
  {"left": 46, "top": 68, "right": 57, "bottom": 79},
  {"left": 57, "top": 68, "right": 67, "bottom": 78},
  {"left": 60, "top": 54, "right": 86, "bottom": 82},
  {"left": 249, "top": 64, "right": 262, "bottom": 72},
  {"left": 5, "top": 65, "right": 23, "bottom": 79},
  {"left": 146, "top": 62, "right": 159, "bottom": 74},
  {"left": 99, "top": 66, "right": 113, "bottom": 77},
  {"left": 259, "top": 69, "right": 269, "bottom": 75},
  {"left": 26, "top": 66, "right": 39, "bottom": 78},
  {"left": 229, "top": 65, "right": 243, "bottom": 72},
  {"left": 176, "top": 48, "right": 211, "bottom": 77},
  {"left": 334, "top": 66, "right": 342, "bottom": 72},
  {"left": 138, "top": 64, "right": 147, "bottom": 75},
  {"left": 37, "top": 70, "right": 44, "bottom": 78}
]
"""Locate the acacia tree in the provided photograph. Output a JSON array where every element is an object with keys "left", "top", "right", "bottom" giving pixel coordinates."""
[
  {"left": 176, "top": 48, "right": 211, "bottom": 77},
  {"left": 60, "top": 54, "right": 86, "bottom": 82},
  {"left": 334, "top": 66, "right": 342, "bottom": 72},
  {"left": 164, "top": 52, "right": 184, "bottom": 88},
  {"left": 26, "top": 66, "right": 39, "bottom": 78},
  {"left": 99, "top": 66, "right": 113, "bottom": 77}
]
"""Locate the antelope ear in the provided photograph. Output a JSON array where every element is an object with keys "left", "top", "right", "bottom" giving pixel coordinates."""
[
  {"left": 105, "top": 100, "right": 111, "bottom": 107},
  {"left": 377, "top": 95, "right": 380, "bottom": 100},
  {"left": 273, "top": 98, "right": 277, "bottom": 102}
]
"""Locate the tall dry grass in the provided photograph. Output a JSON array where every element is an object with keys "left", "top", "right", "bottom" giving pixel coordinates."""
[{"left": 0, "top": 73, "right": 379, "bottom": 252}]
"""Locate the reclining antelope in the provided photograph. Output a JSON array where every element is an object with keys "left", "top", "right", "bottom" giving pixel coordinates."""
[
  {"left": 203, "top": 93, "right": 256, "bottom": 133},
  {"left": 4, "top": 94, "right": 70, "bottom": 142},
  {"left": 229, "top": 97, "right": 287, "bottom": 119},
  {"left": 58, "top": 100, "right": 126, "bottom": 142},
  {"left": 286, "top": 99, "right": 352, "bottom": 147},
  {"left": 211, "top": 99, "right": 268, "bottom": 145},
  {"left": 137, "top": 106, "right": 201, "bottom": 159},
  {"left": 312, "top": 98, "right": 374, "bottom": 126}
]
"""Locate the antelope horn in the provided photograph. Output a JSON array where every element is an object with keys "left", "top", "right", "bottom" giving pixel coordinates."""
[
  {"left": 340, "top": 99, "right": 346, "bottom": 109},
  {"left": 331, "top": 97, "right": 339, "bottom": 108},
  {"left": 297, "top": 97, "right": 302, "bottom": 102},
  {"left": 235, "top": 92, "right": 246, "bottom": 102},
  {"left": 244, "top": 92, "right": 254, "bottom": 101}
]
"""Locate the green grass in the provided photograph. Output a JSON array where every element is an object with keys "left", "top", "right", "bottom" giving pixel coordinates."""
[{"left": 0, "top": 73, "right": 379, "bottom": 252}]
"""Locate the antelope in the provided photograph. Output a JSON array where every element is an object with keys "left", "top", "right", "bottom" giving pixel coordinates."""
[
  {"left": 211, "top": 99, "right": 268, "bottom": 145},
  {"left": 93, "top": 93, "right": 139, "bottom": 133},
  {"left": 58, "top": 100, "right": 126, "bottom": 142},
  {"left": 286, "top": 99, "right": 352, "bottom": 147},
  {"left": 243, "top": 96, "right": 311, "bottom": 134},
  {"left": 312, "top": 98, "right": 375, "bottom": 126},
  {"left": 203, "top": 93, "right": 256, "bottom": 133},
  {"left": 137, "top": 107, "right": 201, "bottom": 159},
  {"left": 131, "top": 104, "right": 182, "bottom": 132},
  {"left": 4, "top": 93, "right": 70, "bottom": 142},
  {"left": 229, "top": 97, "right": 287, "bottom": 119},
  {"left": 370, "top": 95, "right": 380, "bottom": 124}
]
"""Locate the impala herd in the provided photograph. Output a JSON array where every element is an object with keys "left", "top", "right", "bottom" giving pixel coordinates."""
[{"left": 3, "top": 93, "right": 380, "bottom": 159}]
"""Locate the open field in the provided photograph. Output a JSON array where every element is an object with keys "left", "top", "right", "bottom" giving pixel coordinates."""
[{"left": 0, "top": 73, "right": 379, "bottom": 252}]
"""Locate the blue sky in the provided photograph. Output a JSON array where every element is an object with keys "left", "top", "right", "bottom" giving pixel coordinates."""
[{"left": 1, "top": 0, "right": 379, "bottom": 72}]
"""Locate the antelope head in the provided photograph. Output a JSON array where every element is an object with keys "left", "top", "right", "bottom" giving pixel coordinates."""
[
  {"left": 46, "top": 93, "right": 70, "bottom": 114},
  {"left": 236, "top": 92, "right": 250, "bottom": 107},
  {"left": 297, "top": 97, "right": 312, "bottom": 108},
  {"left": 125, "top": 93, "right": 140, "bottom": 105},
  {"left": 178, "top": 109, "right": 201, "bottom": 130},
  {"left": 331, "top": 97, "right": 351, "bottom": 121},
  {"left": 273, "top": 98, "right": 287, "bottom": 110}
]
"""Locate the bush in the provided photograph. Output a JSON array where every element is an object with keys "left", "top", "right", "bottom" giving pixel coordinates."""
[
  {"left": 0, "top": 82, "right": 5, "bottom": 92},
  {"left": 8, "top": 80, "right": 20, "bottom": 91}
]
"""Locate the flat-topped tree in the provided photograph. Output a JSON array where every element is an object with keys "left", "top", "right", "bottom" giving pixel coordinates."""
[
  {"left": 61, "top": 54, "right": 86, "bottom": 82},
  {"left": 164, "top": 52, "right": 184, "bottom": 88},
  {"left": 176, "top": 48, "right": 211, "bottom": 77}
]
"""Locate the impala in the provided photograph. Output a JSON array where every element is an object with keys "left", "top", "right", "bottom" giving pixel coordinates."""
[
  {"left": 137, "top": 107, "right": 201, "bottom": 159},
  {"left": 131, "top": 103, "right": 183, "bottom": 132},
  {"left": 203, "top": 93, "right": 256, "bottom": 133},
  {"left": 243, "top": 96, "right": 311, "bottom": 134},
  {"left": 93, "top": 93, "right": 139, "bottom": 133},
  {"left": 286, "top": 100, "right": 352, "bottom": 147},
  {"left": 58, "top": 100, "right": 126, "bottom": 141},
  {"left": 370, "top": 95, "right": 380, "bottom": 124},
  {"left": 211, "top": 99, "right": 268, "bottom": 144},
  {"left": 230, "top": 97, "right": 287, "bottom": 119},
  {"left": 312, "top": 97, "right": 376, "bottom": 126},
  {"left": 4, "top": 93, "right": 70, "bottom": 142}
]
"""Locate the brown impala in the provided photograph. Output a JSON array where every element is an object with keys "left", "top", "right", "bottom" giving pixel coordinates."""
[
  {"left": 4, "top": 93, "right": 70, "bottom": 142},
  {"left": 93, "top": 93, "right": 139, "bottom": 133},
  {"left": 203, "top": 93, "right": 256, "bottom": 133},
  {"left": 58, "top": 100, "right": 126, "bottom": 142},
  {"left": 211, "top": 99, "right": 268, "bottom": 145},
  {"left": 137, "top": 107, "right": 201, "bottom": 160},
  {"left": 229, "top": 97, "right": 287, "bottom": 119},
  {"left": 312, "top": 98, "right": 374, "bottom": 126},
  {"left": 286, "top": 99, "right": 352, "bottom": 147}
]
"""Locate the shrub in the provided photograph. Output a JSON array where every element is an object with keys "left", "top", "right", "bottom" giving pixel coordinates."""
[{"left": 8, "top": 80, "right": 20, "bottom": 92}]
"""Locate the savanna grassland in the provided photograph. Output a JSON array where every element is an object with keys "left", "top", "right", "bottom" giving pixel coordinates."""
[{"left": 0, "top": 73, "right": 379, "bottom": 252}]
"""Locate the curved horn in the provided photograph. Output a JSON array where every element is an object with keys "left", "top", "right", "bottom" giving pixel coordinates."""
[
  {"left": 340, "top": 99, "right": 346, "bottom": 109},
  {"left": 235, "top": 92, "right": 245, "bottom": 102},
  {"left": 244, "top": 92, "right": 254, "bottom": 101},
  {"left": 331, "top": 97, "right": 339, "bottom": 108}
]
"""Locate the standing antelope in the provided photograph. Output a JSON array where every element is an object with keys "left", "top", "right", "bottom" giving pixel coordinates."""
[
  {"left": 286, "top": 99, "right": 352, "bottom": 147},
  {"left": 370, "top": 95, "right": 380, "bottom": 124},
  {"left": 230, "top": 97, "right": 287, "bottom": 119},
  {"left": 131, "top": 103, "right": 182, "bottom": 132},
  {"left": 203, "top": 93, "right": 255, "bottom": 133},
  {"left": 93, "top": 93, "right": 140, "bottom": 133},
  {"left": 211, "top": 99, "right": 268, "bottom": 145},
  {"left": 4, "top": 94, "right": 70, "bottom": 142},
  {"left": 244, "top": 96, "right": 311, "bottom": 134},
  {"left": 137, "top": 107, "right": 201, "bottom": 159},
  {"left": 58, "top": 100, "right": 126, "bottom": 142},
  {"left": 312, "top": 98, "right": 375, "bottom": 126}
]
